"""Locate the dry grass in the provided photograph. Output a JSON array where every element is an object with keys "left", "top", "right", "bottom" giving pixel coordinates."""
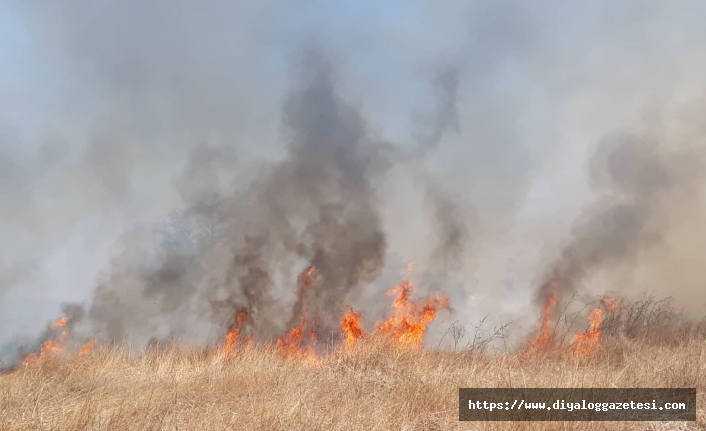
[
  {"left": 0, "top": 338, "right": 703, "bottom": 431},
  {"left": 1, "top": 297, "right": 705, "bottom": 431}
]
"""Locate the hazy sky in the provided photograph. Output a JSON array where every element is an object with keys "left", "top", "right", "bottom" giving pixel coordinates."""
[{"left": 2, "top": 0, "right": 706, "bottom": 343}]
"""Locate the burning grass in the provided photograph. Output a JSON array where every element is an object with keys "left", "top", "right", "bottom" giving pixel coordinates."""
[
  {"left": 1, "top": 331, "right": 705, "bottom": 431},
  {"left": 3, "top": 282, "right": 706, "bottom": 430},
  {"left": 0, "top": 305, "right": 704, "bottom": 430}
]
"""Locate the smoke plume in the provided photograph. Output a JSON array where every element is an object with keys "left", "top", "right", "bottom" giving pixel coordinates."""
[
  {"left": 2, "top": 0, "right": 706, "bottom": 355},
  {"left": 536, "top": 129, "right": 705, "bottom": 312}
]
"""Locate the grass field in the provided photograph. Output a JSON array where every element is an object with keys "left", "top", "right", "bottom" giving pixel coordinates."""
[{"left": 1, "top": 297, "right": 705, "bottom": 431}]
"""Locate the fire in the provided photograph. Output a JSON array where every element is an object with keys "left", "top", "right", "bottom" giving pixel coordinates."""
[
  {"left": 6, "top": 258, "right": 458, "bottom": 374},
  {"left": 276, "top": 314, "right": 306, "bottom": 353},
  {"left": 42, "top": 338, "right": 63, "bottom": 354},
  {"left": 23, "top": 316, "right": 71, "bottom": 365},
  {"left": 299, "top": 265, "right": 315, "bottom": 287},
  {"left": 373, "top": 280, "right": 450, "bottom": 348},
  {"left": 567, "top": 298, "right": 617, "bottom": 357},
  {"left": 17, "top": 264, "right": 455, "bottom": 368},
  {"left": 22, "top": 353, "right": 39, "bottom": 365},
  {"left": 524, "top": 291, "right": 614, "bottom": 358},
  {"left": 275, "top": 260, "right": 450, "bottom": 359},
  {"left": 341, "top": 305, "right": 365, "bottom": 348},
  {"left": 42, "top": 317, "right": 70, "bottom": 355},
  {"left": 530, "top": 294, "right": 558, "bottom": 352},
  {"left": 79, "top": 341, "right": 95, "bottom": 356},
  {"left": 569, "top": 307, "right": 603, "bottom": 357},
  {"left": 271, "top": 264, "right": 321, "bottom": 365},
  {"left": 224, "top": 311, "right": 249, "bottom": 352},
  {"left": 51, "top": 317, "right": 68, "bottom": 328},
  {"left": 524, "top": 276, "right": 569, "bottom": 355},
  {"left": 275, "top": 314, "right": 319, "bottom": 365},
  {"left": 277, "top": 323, "right": 304, "bottom": 353},
  {"left": 287, "top": 265, "right": 316, "bottom": 330}
]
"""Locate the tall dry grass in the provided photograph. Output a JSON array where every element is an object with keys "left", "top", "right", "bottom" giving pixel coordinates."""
[{"left": 1, "top": 296, "right": 705, "bottom": 431}]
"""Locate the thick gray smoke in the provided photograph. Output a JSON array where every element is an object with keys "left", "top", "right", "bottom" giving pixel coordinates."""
[
  {"left": 535, "top": 131, "right": 705, "bottom": 312},
  {"left": 2, "top": 0, "right": 706, "bottom": 357},
  {"left": 49, "top": 49, "right": 452, "bottom": 344},
  {"left": 218, "top": 50, "right": 390, "bottom": 335}
]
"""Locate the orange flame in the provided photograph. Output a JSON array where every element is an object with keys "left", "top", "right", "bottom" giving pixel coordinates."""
[
  {"left": 23, "top": 316, "right": 71, "bottom": 365},
  {"left": 286, "top": 265, "right": 316, "bottom": 330},
  {"left": 79, "top": 341, "right": 95, "bottom": 356},
  {"left": 42, "top": 318, "right": 70, "bottom": 354},
  {"left": 284, "top": 264, "right": 449, "bottom": 358},
  {"left": 23, "top": 353, "right": 38, "bottom": 365},
  {"left": 531, "top": 294, "right": 558, "bottom": 352},
  {"left": 299, "top": 265, "right": 315, "bottom": 287},
  {"left": 51, "top": 317, "right": 68, "bottom": 328},
  {"left": 569, "top": 307, "right": 603, "bottom": 357},
  {"left": 42, "top": 338, "right": 64, "bottom": 354},
  {"left": 272, "top": 264, "right": 322, "bottom": 365},
  {"left": 224, "top": 311, "right": 249, "bottom": 352},
  {"left": 276, "top": 314, "right": 319, "bottom": 365},
  {"left": 341, "top": 305, "right": 365, "bottom": 348},
  {"left": 277, "top": 315, "right": 306, "bottom": 354},
  {"left": 374, "top": 280, "right": 450, "bottom": 348}
]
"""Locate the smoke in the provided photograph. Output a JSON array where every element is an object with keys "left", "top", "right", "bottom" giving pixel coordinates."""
[
  {"left": 411, "top": 66, "right": 462, "bottom": 159},
  {"left": 418, "top": 65, "right": 470, "bottom": 274},
  {"left": 211, "top": 49, "right": 390, "bottom": 335},
  {"left": 535, "top": 128, "right": 706, "bottom": 314},
  {"left": 2, "top": 0, "right": 706, "bottom": 354},
  {"left": 428, "top": 196, "right": 473, "bottom": 273}
]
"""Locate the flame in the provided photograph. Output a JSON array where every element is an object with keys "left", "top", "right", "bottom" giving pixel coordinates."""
[
  {"left": 523, "top": 276, "right": 567, "bottom": 356},
  {"left": 299, "top": 265, "right": 315, "bottom": 287},
  {"left": 23, "top": 316, "right": 71, "bottom": 365},
  {"left": 79, "top": 341, "right": 95, "bottom": 356},
  {"left": 224, "top": 311, "right": 249, "bottom": 352},
  {"left": 373, "top": 280, "right": 450, "bottom": 348},
  {"left": 523, "top": 291, "right": 617, "bottom": 358},
  {"left": 287, "top": 265, "right": 316, "bottom": 330},
  {"left": 341, "top": 305, "right": 365, "bottom": 348},
  {"left": 530, "top": 294, "right": 558, "bottom": 352},
  {"left": 21, "top": 265, "right": 455, "bottom": 368},
  {"left": 23, "top": 353, "right": 38, "bottom": 365},
  {"left": 276, "top": 314, "right": 319, "bottom": 365},
  {"left": 42, "top": 338, "right": 63, "bottom": 354},
  {"left": 41, "top": 318, "right": 70, "bottom": 354},
  {"left": 276, "top": 315, "right": 306, "bottom": 354},
  {"left": 567, "top": 298, "right": 617, "bottom": 357},
  {"left": 51, "top": 317, "right": 68, "bottom": 328},
  {"left": 569, "top": 307, "right": 603, "bottom": 357},
  {"left": 274, "top": 264, "right": 321, "bottom": 365}
]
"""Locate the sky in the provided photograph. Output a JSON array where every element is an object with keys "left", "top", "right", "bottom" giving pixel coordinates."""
[{"left": 1, "top": 0, "right": 706, "bottom": 346}]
